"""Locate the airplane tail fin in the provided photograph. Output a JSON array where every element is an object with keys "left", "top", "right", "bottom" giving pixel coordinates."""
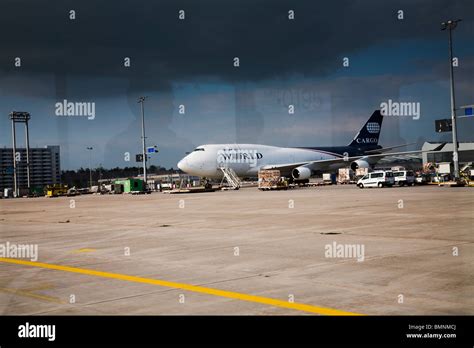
[{"left": 348, "top": 110, "right": 383, "bottom": 148}]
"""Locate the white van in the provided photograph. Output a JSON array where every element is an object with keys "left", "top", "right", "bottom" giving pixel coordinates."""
[
  {"left": 393, "top": 170, "right": 415, "bottom": 186},
  {"left": 357, "top": 171, "right": 394, "bottom": 188}
]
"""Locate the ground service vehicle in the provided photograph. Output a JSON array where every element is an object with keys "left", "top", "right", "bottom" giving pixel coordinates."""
[
  {"left": 357, "top": 171, "right": 394, "bottom": 188},
  {"left": 393, "top": 170, "right": 415, "bottom": 186},
  {"left": 46, "top": 184, "right": 68, "bottom": 197}
]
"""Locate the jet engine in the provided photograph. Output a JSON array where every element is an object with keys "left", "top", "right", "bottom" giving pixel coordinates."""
[
  {"left": 292, "top": 166, "right": 312, "bottom": 180},
  {"left": 350, "top": 159, "right": 370, "bottom": 171}
]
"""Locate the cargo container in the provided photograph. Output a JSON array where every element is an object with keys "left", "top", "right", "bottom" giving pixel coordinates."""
[
  {"left": 113, "top": 178, "right": 145, "bottom": 193},
  {"left": 322, "top": 173, "right": 336, "bottom": 184},
  {"left": 355, "top": 168, "right": 369, "bottom": 177},
  {"left": 437, "top": 162, "right": 452, "bottom": 174},
  {"left": 337, "top": 168, "right": 354, "bottom": 184},
  {"left": 258, "top": 170, "right": 288, "bottom": 190}
]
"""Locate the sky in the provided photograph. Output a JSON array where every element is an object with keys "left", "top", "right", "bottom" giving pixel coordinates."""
[{"left": 0, "top": 0, "right": 473, "bottom": 170}]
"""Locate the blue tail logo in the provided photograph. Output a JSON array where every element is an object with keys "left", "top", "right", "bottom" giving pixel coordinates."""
[{"left": 349, "top": 110, "right": 383, "bottom": 148}]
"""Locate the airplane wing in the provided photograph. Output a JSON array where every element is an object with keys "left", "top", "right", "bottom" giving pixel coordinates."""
[
  {"left": 261, "top": 162, "right": 310, "bottom": 172},
  {"left": 260, "top": 148, "right": 444, "bottom": 173},
  {"left": 364, "top": 142, "right": 446, "bottom": 154},
  {"left": 309, "top": 149, "right": 438, "bottom": 166}
]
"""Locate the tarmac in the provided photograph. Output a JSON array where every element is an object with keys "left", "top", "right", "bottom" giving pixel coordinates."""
[{"left": 0, "top": 185, "right": 473, "bottom": 315}]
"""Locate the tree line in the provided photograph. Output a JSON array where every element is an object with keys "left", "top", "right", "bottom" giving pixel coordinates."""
[{"left": 61, "top": 166, "right": 178, "bottom": 188}]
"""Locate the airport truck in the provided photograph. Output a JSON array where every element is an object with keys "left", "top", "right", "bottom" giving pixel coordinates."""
[{"left": 46, "top": 184, "right": 68, "bottom": 197}]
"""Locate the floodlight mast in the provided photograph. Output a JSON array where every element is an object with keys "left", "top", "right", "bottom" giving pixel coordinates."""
[{"left": 9, "top": 111, "right": 31, "bottom": 197}]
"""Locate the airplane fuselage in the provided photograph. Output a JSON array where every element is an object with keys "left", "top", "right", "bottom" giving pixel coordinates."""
[{"left": 177, "top": 144, "right": 370, "bottom": 178}]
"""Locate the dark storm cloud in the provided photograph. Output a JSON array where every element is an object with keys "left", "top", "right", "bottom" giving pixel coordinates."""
[
  {"left": 1, "top": 0, "right": 472, "bottom": 170},
  {"left": 1, "top": 0, "right": 472, "bottom": 95}
]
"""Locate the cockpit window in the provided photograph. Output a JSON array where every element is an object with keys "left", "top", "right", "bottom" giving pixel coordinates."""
[{"left": 193, "top": 148, "right": 205, "bottom": 152}]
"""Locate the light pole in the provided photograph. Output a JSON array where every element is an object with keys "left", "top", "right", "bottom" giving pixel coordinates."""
[
  {"left": 86, "top": 146, "right": 93, "bottom": 189},
  {"left": 441, "top": 19, "right": 462, "bottom": 180},
  {"left": 137, "top": 96, "right": 148, "bottom": 187},
  {"left": 99, "top": 163, "right": 103, "bottom": 181}
]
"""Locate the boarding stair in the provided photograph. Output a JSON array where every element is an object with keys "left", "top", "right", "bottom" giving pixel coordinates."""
[{"left": 219, "top": 165, "right": 241, "bottom": 190}]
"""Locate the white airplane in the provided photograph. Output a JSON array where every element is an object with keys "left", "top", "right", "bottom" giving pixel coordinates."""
[{"left": 177, "top": 110, "right": 440, "bottom": 181}]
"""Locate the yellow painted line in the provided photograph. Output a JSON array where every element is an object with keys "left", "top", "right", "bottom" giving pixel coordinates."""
[
  {"left": 0, "top": 257, "right": 361, "bottom": 316},
  {"left": 0, "top": 287, "right": 65, "bottom": 304},
  {"left": 72, "top": 248, "right": 96, "bottom": 253}
]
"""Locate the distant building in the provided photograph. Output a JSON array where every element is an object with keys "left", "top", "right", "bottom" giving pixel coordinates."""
[
  {"left": 0, "top": 145, "right": 61, "bottom": 191},
  {"left": 422, "top": 142, "right": 474, "bottom": 166}
]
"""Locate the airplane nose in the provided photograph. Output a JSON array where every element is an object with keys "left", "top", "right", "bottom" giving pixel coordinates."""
[{"left": 177, "top": 158, "right": 188, "bottom": 172}]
